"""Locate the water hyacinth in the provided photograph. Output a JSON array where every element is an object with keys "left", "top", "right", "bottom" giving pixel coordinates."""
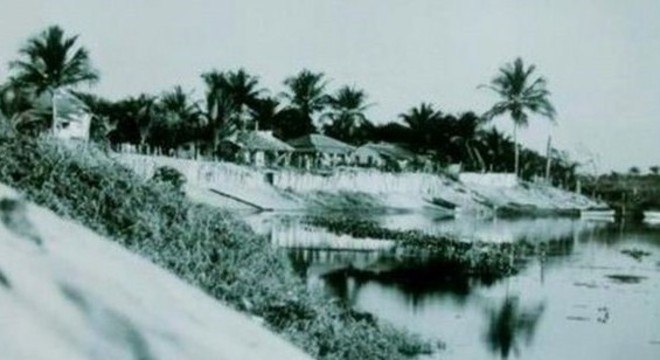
[{"left": 305, "top": 214, "right": 573, "bottom": 279}]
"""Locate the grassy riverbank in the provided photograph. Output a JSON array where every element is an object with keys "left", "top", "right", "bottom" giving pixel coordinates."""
[{"left": 0, "top": 136, "right": 433, "bottom": 359}]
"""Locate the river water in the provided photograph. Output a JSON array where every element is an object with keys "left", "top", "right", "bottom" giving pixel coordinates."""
[{"left": 246, "top": 213, "right": 660, "bottom": 359}]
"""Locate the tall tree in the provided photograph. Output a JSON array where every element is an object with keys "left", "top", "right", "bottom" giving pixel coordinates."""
[
  {"left": 322, "top": 86, "right": 373, "bottom": 144},
  {"left": 480, "top": 58, "right": 556, "bottom": 176},
  {"left": 0, "top": 80, "right": 34, "bottom": 133},
  {"left": 221, "top": 69, "right": 263, "bottom": 129},
  {"left": 201, "top": 71, "right": 239, "bottom": 152},
  {"left": 474, "top": 127, "right": 515, "bottom": 172},
  {"left": 280, "top": 69, "right": 328, "bottom": 138},
  {"left": 10, "top": 25, "right": 99, "bottom": 95},
  {"left": 249, "top": 96, "right": 282, "bottom": 131},
  {"left": 151, "top": 86, "right": 201, "bottom": 150},
  {"left": 399, "top": 103, "right": 443, "bottom": 154},
  {"left": 448, "top": 112, "right": 483, "bottom": 170}
]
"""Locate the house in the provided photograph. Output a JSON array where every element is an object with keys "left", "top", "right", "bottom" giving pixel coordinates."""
[
  {"left": 51, "top": 90, "right": 92, "bottom": 141},
  {"left": 220, "top": 130, "right": 294, "bottom": 167},
  {"left": 353, "top": 142, "right": 416, "bottom": 170},
  {"left": 287, "top": 134, "right": 355, "bottom": 169}
]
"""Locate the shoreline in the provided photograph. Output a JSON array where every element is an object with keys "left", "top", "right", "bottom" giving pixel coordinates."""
[{"left": 117, "top": 153, "right": 604, "bottom": 216}]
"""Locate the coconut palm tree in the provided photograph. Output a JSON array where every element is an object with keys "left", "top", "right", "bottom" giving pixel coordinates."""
[
  {"left": 10, "top": 25, "right": 98, "bottom": 95},
  {"left": 221, "top": 69, "right": 264, "bottom": 129},
  {"left": 281, "top": 69, "right": 329, "bottom": 132},
  {"left": 399, "top": 103, "right": 443, "bottom": 153},
  {"left": 445, "top": 112, "right": 483, "bottom": 169},
  {"left": 132, "top": 95, "right": 159, "bottom": 150},
  {"left": 249, "top": 96, "right": 282, "bottom": 131},
  {"left": 480, "top": 58, "right": 556, "bottom": 176},
  {"left": 474, "top": 127, "right": 515, "bottom": 172},
  {"left": 201, "top": 71, "right": 240, "bottom": 153},
  {"left": 153, "top": 86, "right": 202, "bottom": 151},
  {"left": 0, "top": 79, "right": 52, "bottom": 135},
  {"left": 322, "top": 86, "right": 373, "bottom": 144}
]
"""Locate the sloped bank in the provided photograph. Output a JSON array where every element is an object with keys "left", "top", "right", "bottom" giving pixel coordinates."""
[
  {"left": 0, "top": 184, "right": 310, "bottom": 360},
  {"left": 0, "top": 137, "right": 433, "bottom": 360},
  {"left": 117, "top": 154, "right": 601, "bottom": 214}
]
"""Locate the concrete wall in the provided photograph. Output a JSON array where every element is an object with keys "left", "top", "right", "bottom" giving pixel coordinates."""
[
  {"left": 273, "top": 169, "right": 453, "bottom": 197},
  {"left": 459, "top": 172, "right": 519, "bottom": 188}
]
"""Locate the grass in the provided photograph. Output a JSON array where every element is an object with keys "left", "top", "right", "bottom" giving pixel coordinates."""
[{"left": 0, "top": 136, "right": 433, "bottom": 359}]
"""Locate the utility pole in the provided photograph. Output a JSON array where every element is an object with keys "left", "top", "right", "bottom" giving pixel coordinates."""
[{"left": 545, "top": 135, "right": 552, "bottom": 182}]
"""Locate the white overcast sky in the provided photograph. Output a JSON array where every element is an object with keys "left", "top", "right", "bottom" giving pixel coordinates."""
[{"left": 1, "top": 0, "right": 658, "bottom": 172}]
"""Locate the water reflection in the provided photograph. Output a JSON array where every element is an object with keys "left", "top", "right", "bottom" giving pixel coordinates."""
[
  {"left": 484, "top": 296, "right": 545, "bottom": 359},
  {"left": 251, "top": 213, "right": 660, "bottom": 359}
]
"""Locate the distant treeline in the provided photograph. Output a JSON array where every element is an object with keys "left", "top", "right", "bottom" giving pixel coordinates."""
[
  {"left": 1, "top": 25, "right": 577, "bottom": 187},
  {"left": 582, "top": 171, "right": 660, "bottom": 216}
]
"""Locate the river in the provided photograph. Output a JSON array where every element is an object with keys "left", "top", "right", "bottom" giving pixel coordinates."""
[{"left": 246, "top": 212, "right": 660, "bottom": 359}]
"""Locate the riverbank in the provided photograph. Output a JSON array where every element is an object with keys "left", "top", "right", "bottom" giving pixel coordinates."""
[
  {"left": 116, "top": 153, "right": 602, "bottom": 215},
  {"left": 0, "top": 184, "right": 311, "bottom": 360},
  {"left": 0, "top": 137, "right": 433, "bottom": 359}
]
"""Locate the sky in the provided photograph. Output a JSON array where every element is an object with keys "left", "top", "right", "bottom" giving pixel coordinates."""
[{"left": 1, "top": 0, "right": 659, "bottom": 173}]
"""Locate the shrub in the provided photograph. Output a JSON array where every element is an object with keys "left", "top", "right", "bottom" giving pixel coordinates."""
[{"left": 151, "top": 166, "right": 186, "bottom": 192}]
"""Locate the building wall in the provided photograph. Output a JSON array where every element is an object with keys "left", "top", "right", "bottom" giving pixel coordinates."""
[
  {"left": 352, "top": 147, "right": 385, "bottom": 167},
  {"left": 458, "top": 172, "right": 518, "bottom": 188}
]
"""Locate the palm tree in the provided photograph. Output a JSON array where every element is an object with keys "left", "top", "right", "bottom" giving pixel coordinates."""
[
  {"left": 249, "top": 96, "right": 282, "bottom": 131},
  {"left": 132, "top": 95, "right": 159, "bottom": 150},
  {"left": 221, "top": 69, "right": 263, "bottom": 129},
  {"left": 480, "top": 58, "right": 556, "bottom": 176},
  {"left": 399, "top": 103, "right": 443, "bottom": 153},
  {"left": 446, "top": 112, "right": 483, "bottom": 169},
  {"left": 73, "top": 92, "right": 117, "bottom": 143},
  {"left": 281, "top": 69, "right": 329, "bottom": 131},
  {"left": 0, "top": 79, "right": 53, "bottom": 135},
  {"left": 201, "top": 71, "right": 240, "bottom": 153},
  {"left": 474, "top": 127, "right": 515, "bottom": 172},
  {"left": 154, "top": 86, "right": 202, "bottom": 151},
  {"left": 0, "top": 80, "right": 31, "bottom": 133},
  {"left": 322, "top": 86, "right": 373, "bottom": 144},
  {"left": 10, "top": 25, "right": 98, "bottom": 95}
]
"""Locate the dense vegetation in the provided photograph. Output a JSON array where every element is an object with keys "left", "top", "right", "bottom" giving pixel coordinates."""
[
  {"left": 582, "top": 170, "right": 660, "bottom": 218},
  {"left": 1, "top": 25, "right": 580, "bottom": 187},
  {"left": 0, "top": 136, "right": 433, "bottom": 359},
  {"left": 306, "top": 214, "right": 575, "bottom": 279}
]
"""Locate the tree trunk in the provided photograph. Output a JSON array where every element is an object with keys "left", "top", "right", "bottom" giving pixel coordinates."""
[{"left": 513, "top": 122, "right": 519, "bottom": 177}]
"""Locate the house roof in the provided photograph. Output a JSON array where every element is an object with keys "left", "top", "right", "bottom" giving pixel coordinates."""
[
  {"left": 356, "top": 142, "right": 416, "bottom": 161},
  {"left": 287, "top": 134, "right": 355, "bottom": 154},
  {"left": 225, "top": 131, "right": 294, "bottom": 152}
]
